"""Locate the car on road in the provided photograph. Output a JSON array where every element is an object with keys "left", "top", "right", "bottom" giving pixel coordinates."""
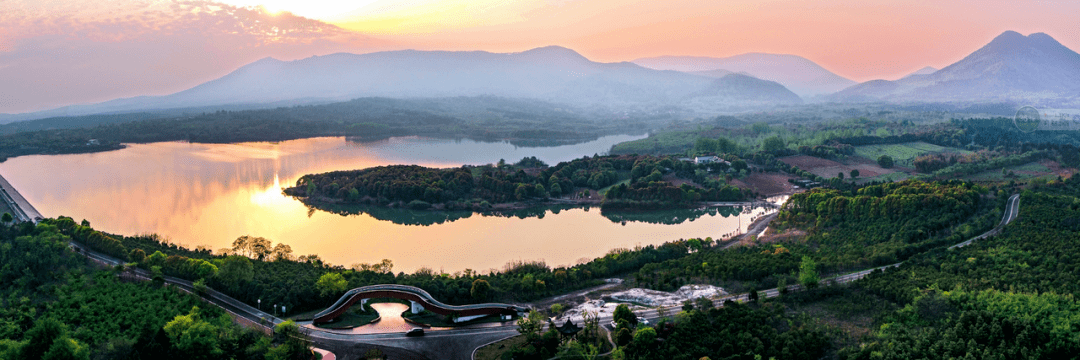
[
  {"left": 406, "top": 327, "right": 425, "bottom": 337},
  {"left": 610, "top": 317, "right": 650, "bottom": 329}
]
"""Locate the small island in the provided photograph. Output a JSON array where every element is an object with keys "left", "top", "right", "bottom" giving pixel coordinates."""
[{"left": 283, "top": 154, "right": 755, "bottom": 211}]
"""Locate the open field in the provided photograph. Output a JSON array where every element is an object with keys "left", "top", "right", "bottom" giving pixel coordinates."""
[
  {"left": 779, "top": 155, "right": 898, "bottom": 180},
  {"left": 854, "top": 141, "right": 971, "bottom": 166},
  {"left": 964, "top": 159, "right": 1070, "bottom": 181}
]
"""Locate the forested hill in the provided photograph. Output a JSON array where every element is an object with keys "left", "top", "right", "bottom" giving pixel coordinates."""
[
  {"left": 284, "top": 155, "right": 752, "bottom": 211},
  {"left": 840, "top": 176, "right": 1080, "bottom": 359}
]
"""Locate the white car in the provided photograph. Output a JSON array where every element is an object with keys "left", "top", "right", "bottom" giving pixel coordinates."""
[{"left": 637, "top": 317, "right": 650, "bottom": 326}]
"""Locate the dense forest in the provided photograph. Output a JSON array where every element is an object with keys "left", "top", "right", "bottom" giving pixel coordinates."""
[
  {"left": 832, "top": 177, "right": 1080, "bottom": 359},
  {"left": 285, "top": 154, "right": 753, "bottom": 211},
  {"left": 0, "top": 222, "right": 311, "bottom": 360}
]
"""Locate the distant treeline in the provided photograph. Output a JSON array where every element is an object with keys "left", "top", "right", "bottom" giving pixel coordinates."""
[{"left": 0, "top": 96, "right": 654, "bottom": 161}]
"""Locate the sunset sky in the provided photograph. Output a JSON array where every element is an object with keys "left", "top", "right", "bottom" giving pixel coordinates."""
[{"left": 2, "top": 0, "right": 1078, "bottom": 114}]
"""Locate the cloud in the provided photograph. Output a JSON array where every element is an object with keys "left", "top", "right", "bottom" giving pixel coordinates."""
[{"left": 0, "top": 0, "right": 388, "bottom": 114}]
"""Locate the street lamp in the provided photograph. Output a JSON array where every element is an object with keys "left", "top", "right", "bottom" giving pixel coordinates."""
[
  {"left": 258, "top": 299, "right": 261, "bottom": 311},
  {"left": 273, "top": 304, "right": 277, "bottom": 316}
]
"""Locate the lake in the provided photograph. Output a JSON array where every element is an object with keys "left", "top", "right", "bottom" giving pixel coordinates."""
[{"left": 0, "top": 135, "right": 776, "bottom": 273}]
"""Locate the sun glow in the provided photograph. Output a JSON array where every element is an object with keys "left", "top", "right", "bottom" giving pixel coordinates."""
[{"left": 215, "top": 0, "right": 381, "bottom": 20}]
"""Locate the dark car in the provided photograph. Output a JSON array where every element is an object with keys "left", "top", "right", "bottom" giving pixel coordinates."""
[{"left": 406, "top": 327, "right": 425, "bottom": 337}]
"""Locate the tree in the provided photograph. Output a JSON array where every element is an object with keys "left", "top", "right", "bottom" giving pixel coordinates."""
[
  {"left": 268, "top": 320, "right": 311, "bottom": 360},
  {"left": 694, "top": 296, "right": 714, "bottom": 310},
  {"left": 470, "top": 279, "right": 491, "bottom": 300},
  {"left": 731, "top": 160, "right": 749, "bottom": 172},
  {"left": 515, "top": 184, "right": 531, "bottom": 200},
  {"left": 270, "top": 243, "right": 293, "bottom": 262},
  {"left": 613, "top": 304, "right": 637, "bottom": 328},
  {"left": 550, "top": 182, "right": 562, "bottom": 197},
  {"left": 315, "top": 273, "right": 348, "bottom": 298},
  {"left": 41, "top": 337, "right": 89, "bottom": 360},
  {"left": 748, "top": 287, "right": 760, "bottom": 302},
  {"left": 516, "top": 310, "right": 545, "bottom": 342},
  {"left": 615, "top": 328, "right": 633, "bottom": 346},
  {"left": 837, "top": 172, "right": 844, "bottom": 179},
  {"left": 534, "top": 184, "right": 548, "bottom": 199},
  {"left": 878, "top": 155, "right": 895, "bottom": 168},
  {"left": 631, "top": 327, "right": 657, "bottom": 347},
  {"left": 762, "top": 136, "right": 786, "bottom": 153},
  {"left": 1, "top": 212, "right": 11, "bottom": 223},
  {"left": 129, "top": 248, "right": 146, "bottom": 263},
  {"left": 850, "top": 169, "right": 860, "bottom": 178},
  {"left": 799, "top": 256, "right": 819, "bottom": 288},
  {"left": 164, "top": 307, "right": 223, "bottom": 359},
  {"left": 216, "top": 256, "right": 253, "bottom": 288},
  {"left": 21, "top": 318, "right": 68, "bottom": 360}
]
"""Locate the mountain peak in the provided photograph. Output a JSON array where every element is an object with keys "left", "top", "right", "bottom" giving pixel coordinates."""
[{"left": 517, "top": 46, "right": 589, "bottom": 61}]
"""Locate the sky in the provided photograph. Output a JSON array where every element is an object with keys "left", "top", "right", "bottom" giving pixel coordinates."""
[{"left": 2, "top": 0, "right": 1079, "bottom": 114}]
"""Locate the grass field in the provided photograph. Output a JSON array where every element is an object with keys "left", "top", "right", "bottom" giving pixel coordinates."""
[
  {"left": 314, "top": 303, "right": 379, "bottom": 329},
  {"left": 609, "top": 130, "right": 699, "bottom": 155},
  {"left": 854, "top": 142, "right": 970, "bottom": 166},
  {"left": 474, "top": 335, "right": 525, "bottom": 360},
  {"left": 965, "top": 161, "right": 1053, "bottom": 181}
]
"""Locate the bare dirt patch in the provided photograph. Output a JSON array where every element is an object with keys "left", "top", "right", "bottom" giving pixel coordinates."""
[
  {"left": 731, "top": 172, "right": 798, "bottom": 196},
  {"left": 756, "top": 228, "right": 807, "bottom": 244},
  {"left": 663, "top": 173, "right": 699, "bottom": 188},
  {"left": 780, "top": 155, "right": 900, "bottom": 180}
]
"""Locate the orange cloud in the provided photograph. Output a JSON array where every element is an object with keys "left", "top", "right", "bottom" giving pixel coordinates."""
[{"left": 0, "top": 0, "right": 389, "bottom": 113}]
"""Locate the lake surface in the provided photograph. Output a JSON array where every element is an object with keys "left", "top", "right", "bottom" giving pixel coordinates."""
[{"left": 1, "top": 135, "right": 776, "bottom": 273}]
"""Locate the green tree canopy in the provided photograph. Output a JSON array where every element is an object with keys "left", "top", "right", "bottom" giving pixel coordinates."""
[
  {"left": 877, "top": 155, "right": 895, "bottom": 168},
  {"left": 798, "top": 256, "right": 819, "bottom": 288},
  {"left": 470, "top": 279, "right": 491, "bottom": 300},
  {"left": 315, "top": 273, "right": 348, "bottom": 298}
]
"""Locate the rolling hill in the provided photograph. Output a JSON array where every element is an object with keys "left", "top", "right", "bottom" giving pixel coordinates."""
[{"left": 632, "top": 53, "right": 856, "bottom": 98}]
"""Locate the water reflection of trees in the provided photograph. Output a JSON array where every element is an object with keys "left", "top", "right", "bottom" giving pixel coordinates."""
[
  {"left": 600, "top": 206, "right": 744, "bottom": 225},
  {"left": 308, "top": 203, "right": 585, "bottom": 226},
  {"left": 307, "top": 203, "right": 760, "bottom": 226}
]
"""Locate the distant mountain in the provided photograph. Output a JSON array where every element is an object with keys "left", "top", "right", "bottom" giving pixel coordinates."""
[
  {"left": 836, "top": 31, "right": 1080, "bottom": 106},
  {"left": 4, "top": 46, "right": 727, "bottom": 122},
  {"left": 632, "top": 53, "right": 856, "bottom": 98},
  {"left": 899, "top": 66, "right": 938, "bottom": 80},
  {"left": 695, "top": 74, "right": 803, "bottom": 105}
]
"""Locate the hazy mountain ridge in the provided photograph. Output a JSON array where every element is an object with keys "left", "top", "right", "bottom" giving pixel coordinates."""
[
  {"left": 3, "top": 46, "right": 818, "bottom": 122},
  {"left": 632, "top": 53, "right": 857, "bottom": 98},
  {"left": 836, "top": 31, "right": 1080, "bottom": 106}
]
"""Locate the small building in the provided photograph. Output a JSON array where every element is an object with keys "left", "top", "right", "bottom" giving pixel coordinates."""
[
  {"left": 695, "top": 156, "right": 719, "bottom": 164},
  {"left": 86, "top": 139, "right": 100, "bottom": 146},
  {"left": 555, "top": 319, "right": 582, "bottom": 338}
]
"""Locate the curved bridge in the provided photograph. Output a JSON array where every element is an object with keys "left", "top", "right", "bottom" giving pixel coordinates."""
[{"left": 313, "top": 284, "right": 529, "bottom": 324}]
